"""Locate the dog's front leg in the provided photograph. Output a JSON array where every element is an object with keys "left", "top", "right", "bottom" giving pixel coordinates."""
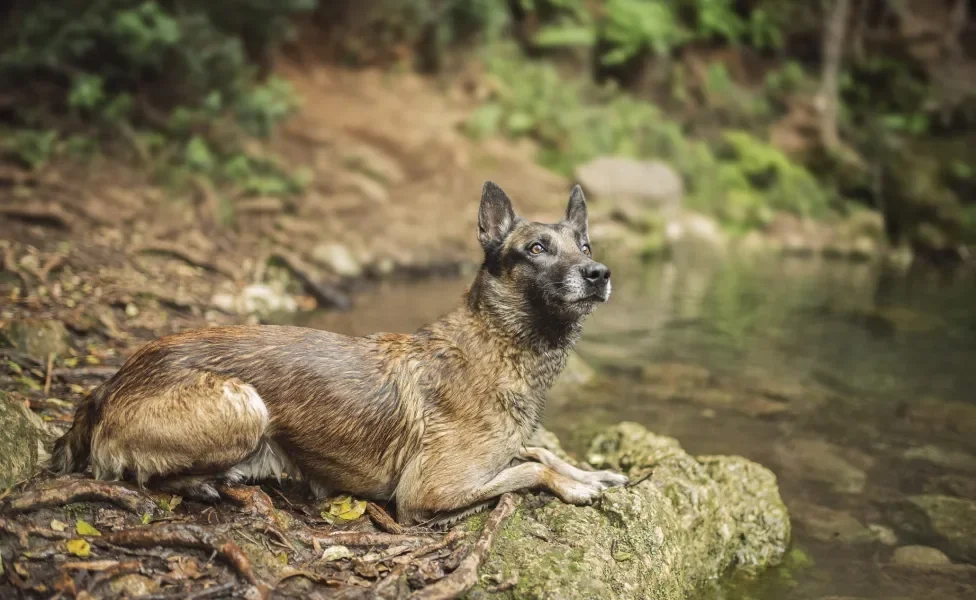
[
  {"left": 521, "top": 447, "right": 628, "bottom": 489},
  {"left": 465, "top": 461, "right": 604, "bottom": 506}
]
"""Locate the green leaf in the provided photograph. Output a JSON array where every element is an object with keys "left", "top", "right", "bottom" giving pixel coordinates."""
[{"left": 533, "top": 25, "right": 595, "bottom": 48}]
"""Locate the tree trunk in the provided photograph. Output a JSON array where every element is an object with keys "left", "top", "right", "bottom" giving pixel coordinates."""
[{"left": 819, "top": 0, "right": 852, "bottom": 151}]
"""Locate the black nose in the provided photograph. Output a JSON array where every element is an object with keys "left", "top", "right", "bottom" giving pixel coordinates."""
[{"left": 582, "top": 263, "right": 611, "bottom": 284}]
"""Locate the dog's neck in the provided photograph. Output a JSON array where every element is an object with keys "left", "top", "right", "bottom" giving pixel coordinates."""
[{"left": 464, "top": 270, "right": 585, "bottom": 353}]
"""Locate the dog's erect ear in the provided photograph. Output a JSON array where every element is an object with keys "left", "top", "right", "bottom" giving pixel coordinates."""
[
  {"left": 479, "top": 181, "right": 517, "bottom": 248},
  {"left": 565, "top": 185, "right": 588, "bottom": 236}
]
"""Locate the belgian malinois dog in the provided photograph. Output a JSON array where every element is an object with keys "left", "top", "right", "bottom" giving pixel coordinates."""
[{"left": 51, "top": 181, "right": 625, "bottom": 524}]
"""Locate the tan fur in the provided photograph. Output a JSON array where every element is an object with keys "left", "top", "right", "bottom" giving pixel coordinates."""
[{"left": 51, "top": 182, "right": 626, "bottom": 523}]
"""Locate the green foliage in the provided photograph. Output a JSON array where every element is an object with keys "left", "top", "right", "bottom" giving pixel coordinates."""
[
  {"left": 1, "top": 130, "right": 59, "bottom": 170},
  {"left": 468, "top": 46, "right": 830, "bottom": 231},
  {"left": 0, "top": 0, "right": 313, "bottom": 197}
]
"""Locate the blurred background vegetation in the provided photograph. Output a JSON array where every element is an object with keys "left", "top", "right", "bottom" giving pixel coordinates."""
[{"left": 2, "top": 0, "right": 975, "bottom": 259}]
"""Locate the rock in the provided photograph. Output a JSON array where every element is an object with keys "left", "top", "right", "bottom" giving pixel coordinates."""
[
  {"left": 904, "top": 445, "right": 976, "bottom": 473},
  {"left": 342, "top": 143, "right": 405, "bottom": 184},
  {"left": 772, "top": 438, "right": 870, "bottom": 494},
  {"left": 576, "top": 157, "right": 683, "bottom": 220},
  {"left": 791, "top": 502, "right": 876, "bottom": 544},
  {"left": 576, "top": 157, "right": 684, "bottom": 205},
  {"left": 2, "top": 319, "right": 71, "bottom": 360},
  {"left": 475, "top": 422, "right": 790, "bottom": 599},
  {"left": 902, "top": 396, "right": 976, "bottom": 440},
  {"left": 886, "top": 495, "right": 976, "bottom": 563},
  {"left": 311, "top": 243, "right": 362, "bottom": 278},
  {"left": 664, "top": 211, "right": 727, "bottom": 249},
  {"left": 892, "top": 545, "right": 952, "bottom": 566},
  {"left": 211, "top": 283, "right": 298, "bottom": 317},
  {"left": 869, "top": 523, "right": 899, "bottom": 546},
  {"left": 109, "top": 573, "right": 159, "bottom": 596},
  {"left": 923, "top": 474, "right": 976, "bottom": 500},
  {"left": 0, "top": 391, "right": 38, "bottom": 489},
  {"left": 553, "top": 351, "right": 596, "bottom": 389}
]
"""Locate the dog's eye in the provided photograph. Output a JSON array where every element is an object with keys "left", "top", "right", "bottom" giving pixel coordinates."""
[
  {"left": 529, "top": 243, "right": 546, "bottom": 255},
  {"left": 581, "top": 244, "right": 592, "bottom": 256}
]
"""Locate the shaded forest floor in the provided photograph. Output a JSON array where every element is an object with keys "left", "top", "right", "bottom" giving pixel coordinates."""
[{"left": 0, "top": 58, "right": 571, "bottom": 600}]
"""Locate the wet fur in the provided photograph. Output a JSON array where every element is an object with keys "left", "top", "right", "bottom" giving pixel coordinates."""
[{"left": 51, "top": 182, "right": 625, "bottom": 524}]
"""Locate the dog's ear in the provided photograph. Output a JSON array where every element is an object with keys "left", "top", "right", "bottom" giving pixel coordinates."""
[
  {"left": 565, "top": 185, "right": 588, "bottom": 236},
  {"left": 479, "top": 181, "right": 517, "bottom": 248}
]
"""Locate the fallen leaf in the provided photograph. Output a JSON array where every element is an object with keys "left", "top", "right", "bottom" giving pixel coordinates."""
[
  {"left": 68, "top": 384, "right": 86, "bottom": 394},
  {"left": 66, "top": 539, "right": 91, "bottom": 558},
  {"left": 63, "top": 357, "right": 79, "bottom": 368},
  {"left": 141, "top": 513, "right": 152, "bottom": 525},
  {"left": 277, "top": 552, "right": 289, "bottom": 565},
  {"left": 75, "top": 520, "right": 101, "bottom": 536},
  {"left": 62, "top": 560, "right": 121, "bottom": 571},
  {"left": 321, "top": 545, "right": 354, "bottom": 561},
  {"left": 321, "top": 495, "right": 367, "bottom": 524},
  {"left": 50, "top": 519, "right": 67, "bottom": 532},
  {"left": 85, "top": 355, "right": 100, "bottom": 365},
  {"left": 157, "top": 495, "right": 182, "bottom": 512},
  {"left": 14, "top": 562, "right": 29, "bottom": 577},
  {"left": 7, "top": 360, "right": 22, "bottom": 374}
]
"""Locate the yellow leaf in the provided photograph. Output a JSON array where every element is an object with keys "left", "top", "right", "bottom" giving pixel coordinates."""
[
  {"left": 63, "top": 357, "right": 79, "bottom": 368},
  {"left": 75, "top": 520, "right": 101, "bottom": 536},
  {"left": 85, "top": 355, "right": 100, "bottom": 365},
  {"left": 66, "top": 539, "right": 91, "bottom": 558},
  {"left": 50, "top": 519, "right": 67, "bottom": 532},
  {"left": 276, "top": 552, "right": 288, "bottom": 565},
  {"left": 141, "top": 513, "right": 152, "bottom": 525},
  {"left": 320, "top": 495, "right": 367, "bottom": 524},
  {"left": 169, "top": 495, "right": 182, "bottom": 510}
]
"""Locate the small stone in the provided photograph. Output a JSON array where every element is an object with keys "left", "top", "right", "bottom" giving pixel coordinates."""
[
  {"left": 773, "top": 439, "right": 869, "bottom": 494},
  {"left": 125, "top": 303, "right": 139, "bottom": 318},
  {"left": 868, "top": 524, "right": 898, "bottom": 546},
  {"left": 792, "top": 502, "right": 875, "bottom": 544},
  {"left": 109, "top": 574, "right": 159, "bottom": 596},
  {"left": 321, "top": 545, "right": 354, "bottom": 561},
  {"left": 903, "top": 445, "right": 976, "bottom": 472},
  {"left": 891, "top": 545, "right": 951, "bottom": 566},
  {"left": 311, "top": 243, "right": 362, "bottom": 278}
]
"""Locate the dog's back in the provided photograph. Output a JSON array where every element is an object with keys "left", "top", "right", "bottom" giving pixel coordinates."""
[{"left": 53, "top": 325, "right": 426, "bottom": 500}]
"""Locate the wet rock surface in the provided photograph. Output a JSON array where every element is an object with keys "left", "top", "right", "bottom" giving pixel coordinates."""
[
  {"left": 885, "top": 495, "right": 976, "bottom": 563},
  {"left": 476, "top": 422, "right": 791, "bottom": 599},
  {"left": 0, "top": 391, "right": 38, "bottom": 488}
]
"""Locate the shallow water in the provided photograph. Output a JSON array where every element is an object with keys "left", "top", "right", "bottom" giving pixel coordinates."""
[{"left": 297, "top": 251, "right": 976, "bottom": 600}]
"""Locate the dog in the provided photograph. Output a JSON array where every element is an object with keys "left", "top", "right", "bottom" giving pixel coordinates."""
[{"left": 51, "top": 181, "right": 626, "bottom": 524}]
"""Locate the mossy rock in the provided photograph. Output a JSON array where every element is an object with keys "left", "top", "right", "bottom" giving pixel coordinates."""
[
  {"left": 885, "top": 495, "right": 976, "bottom": 564},
  {"left": 2, "top": 319, "right": 71, "bottom": 361},
  {"left": 473, "top": 422, "right": 791, "bottom": 599},
  {"left": 0, "top": 391, "right": 39, "bottom": 488}
]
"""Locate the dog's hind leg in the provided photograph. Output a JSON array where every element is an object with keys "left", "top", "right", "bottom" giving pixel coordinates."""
[{"left": 90, "top": 372, "right": 269, "bottom": 495}]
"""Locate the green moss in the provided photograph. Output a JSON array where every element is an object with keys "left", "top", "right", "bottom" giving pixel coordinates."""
[
  {"left": 0, "top": 391, "right": 38, "bottom": 488},
  {"left": 474, "top": 423, "right": 790, "bottom": 599}
]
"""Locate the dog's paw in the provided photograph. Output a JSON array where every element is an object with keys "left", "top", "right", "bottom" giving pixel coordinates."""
[
  {"left": 583, "top": 470, "right": 629, "bottom": 490},
  {"left": 558, "top": 480, "right": 603, "bottom": 505}
]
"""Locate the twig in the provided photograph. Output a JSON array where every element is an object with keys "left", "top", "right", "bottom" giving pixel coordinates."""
[
  {"left": 37, "top": 253, "right": 65, "bottom": 283},
  {"left": 97, "top": 524, "right": 267, "bottom": 596},
  {"left": 1, "top": 247, "right": 31, "bottom": 296},
  {"left": 2, "top": 479, "right": 156, "bottom": 516},
  {"left": 218, "top": 485, "right": 282, "bottom": 528},
  {"left": 366, "top": 502, "right": 404, "bottom": 535},
  {"left": 43, "top": 352, "right": 54, "bottom": 396},
  {"left": 408, "top": 494, "right": 519, "bottom": 600},
  {"left": 133, "top": 242, "right": 235, "bottom": 279},
  {"left": 143, "top": 581, "right": 238, "bottom": 600},
  {"left": 625, "top": 469, "right": 654, "bottom": 488}
]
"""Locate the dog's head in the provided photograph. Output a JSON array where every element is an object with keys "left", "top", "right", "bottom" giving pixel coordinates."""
[{"left": 475, "top": 181, "right": 611, "bottom": 327}]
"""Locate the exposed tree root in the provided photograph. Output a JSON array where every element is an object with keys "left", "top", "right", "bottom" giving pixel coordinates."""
[
  {"left": 217, "top": 485, "right": 283, "bottom": 528},
  {"left": 408, "top": 493, "right": 519, "bottom": 600},
  {"left": 96, "top": 523, "right": 267, "bottom": 597},
  {"left": 297, "top": 530, "right": 437, "bottom": 548},
  {"left": 133, "top": 241, "right": 236, "bottom": 279},
  {"left": 1, "top": 479, "right": 157, "bottom": 516}
]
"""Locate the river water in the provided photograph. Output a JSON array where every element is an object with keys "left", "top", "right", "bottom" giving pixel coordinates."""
[{"left": 297, "top": 249, "right": 976, "bottom": 600}]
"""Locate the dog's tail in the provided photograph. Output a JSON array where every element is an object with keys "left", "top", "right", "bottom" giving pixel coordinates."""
[{"left": 50, "top": 389, "right": 102, "bottom": 474}]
